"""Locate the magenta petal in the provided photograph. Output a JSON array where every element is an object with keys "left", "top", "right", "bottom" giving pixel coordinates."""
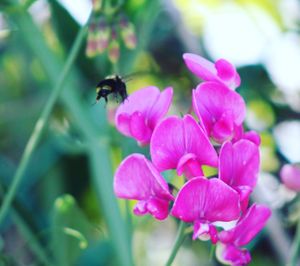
[
  {"left": 215, "top": 59, "right": 236, "bottom": 80},
  {"left": 115, "top": 86, "right": 173, "bottom": 144},
  {"left": 193, "top": 82, "right": 246, "bottom": 143},
  {"left": 243, "top": 130, "right": 261, "bottom": 146},
  {"left": 147, "top": 87, "right": 173, "bottom": 129},
  {"left": 218, "top": 243, "right": 251, "bottom": 266},
  {"left": 171, "top": 177, "right": 240, "bottom": 223},
  {"left": 193, "top": 221, "right": 218, "bottom": 244},
  {"left": 146, "top": 198, "right": 170, "bottom": 220},
  {"left": 133, "top": 201, "right": 148, "bottom": 216},
  {"left": 150, "top": 115, "right": 218, "bottom": 172},
  {"left": 280, "top": 164, "right": 300, "bottom": 192},
  {"left": 150, "top": 116, "right": 186, "bottom": 171},
  {"left": 176, "top": 153, "right": 204, "bottom": 179},
  {"left": 183, "top": 53, "right": 240, "bottom": 90},
  {"left": 211, "top": 110, "right": 235, "bottom": 143},
  {"left": 114, "top": 153, "right": 174, "bottom": 201},
  {"left": 183, "top": 53, "right": 217, "bottom": 81},
  {"left": 219, "top": 140, "right": 260, "bottom": 190},
  {"left": 219, "top": 204, "right": 271, "bottom": 246},
  {"left": 215, "top": 59, "right": 241, "bottom": 89},
  {"left": 235, "top": 186, "right": 252, "bottom": 212},
  {"left": 129, "top": 111, "right": 152, "bottom": 142},
  {"left": 233, "top": 126, "right": 261, "bottom": 146},
  {"left": 116, "top": 113, "right": 131, "bottom": 137}
]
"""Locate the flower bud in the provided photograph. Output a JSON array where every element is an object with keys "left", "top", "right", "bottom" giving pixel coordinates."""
[
  {"left": 92, "top": 0, "right": 101, "bottom": 12},
  {"left": 96, "top": 17, "right": 110, "bottom": 53},
  {"left": 280, "top": 163, "right": 300, "bottom": 192},
  {"left": 86, "top": 20, "right": 98, "bottom": 57},
  {"left": 120, "top": 22, "right": 136, "bottom": 49},
  {"left": 108, "top": 39, "right": 120, "bottom": 63},
  {"left": 119, "top": 15, "right": 136, "bottom": 49},
  {"left": 108, "top": 28, "right": 120, "bottom": 63}
]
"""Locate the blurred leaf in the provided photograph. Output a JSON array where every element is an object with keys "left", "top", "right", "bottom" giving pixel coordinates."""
[
  {"left": 52, "top": 194, "right": 98, "bottom": 266},
  {"left": 246, "top": 99, "right": 275, "bottom": 131},
  {"left": 260, "top": 132, "right": 280, "bottom": 172}
]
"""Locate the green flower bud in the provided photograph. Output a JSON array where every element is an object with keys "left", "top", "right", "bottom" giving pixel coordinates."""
[
  {"left": 96, "top": 17, "right": 110, "bottom": 53},
  {"left": 120, "top": 22, "right": 136, "bottom": 49},
  {"left": 108, "top": 39, "right": 120, "bottom": 63}
]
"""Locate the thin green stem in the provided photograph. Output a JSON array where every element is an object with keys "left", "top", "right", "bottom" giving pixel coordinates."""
[
  {"left": 0, "top": 22, "right": 88, "bottom": 225},
  {"left": 165, "top": 221, "right": 187, "bottom": 266},
  {"left": 287, "top": 218, "right": 300, "bottom": 266}
]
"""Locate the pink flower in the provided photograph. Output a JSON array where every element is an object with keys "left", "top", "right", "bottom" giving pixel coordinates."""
[
  {"left": 280, "top": 164, "right": 300, "bottom": 192},
  {"left": 219, "top": 140, "right": 260, "bottom": 210},
  {"left": 193, "top": 81, "right": 246, "bottom": 143},
  {"left": 183, "top": 53, "right": 241, "bottom": 90},
  {"left": 150, "top": 115, "right": 218, "bottom": 179},
  {"left": 171, "top": 177, "right": 241, "bottom": 243},
  {"left": 114, "top": 154, "right": 174, "bottom": 220},
  {"left": 217, "top": 204, "right": 271, "bottom": 266},
  {"left": 115, "top": 86, "right": 173, "bottom": 145}
]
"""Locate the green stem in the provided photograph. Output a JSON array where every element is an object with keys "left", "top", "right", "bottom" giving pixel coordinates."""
[
  {"left": 165, "top": 221, "right": 187, "bottom": 266},
  {"left": 0, "top": 22, "right": 88, "bottom": 225},
  {"left": 288, "top": 218, "right": 300, "bottom": 266}
]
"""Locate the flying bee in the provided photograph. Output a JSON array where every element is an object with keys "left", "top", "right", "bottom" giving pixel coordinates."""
[{"left": 94, "top": 74, "right": 128, "bottom": 104}]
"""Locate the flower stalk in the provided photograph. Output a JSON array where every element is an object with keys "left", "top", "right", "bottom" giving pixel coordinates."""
[{"left": 165, "top": 221, "right": 187, "bottom": 266}]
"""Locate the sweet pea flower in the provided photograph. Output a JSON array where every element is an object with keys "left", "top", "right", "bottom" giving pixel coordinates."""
[
  {"left": 183, "top": 53, "right": 241, "bottom": 90},
  {"left": 217, "top": 204, "right": 271, "bottom": 266},
  {"left": 219, "top": 140, "right": 260, "bottom": 211},
  {"left": 171, "top": 177, "right": 241, "bottom": 243},
  {"left": 114, "top": 153, "right": 174, "bottom": 220},
  {"left": 193, "top": 81, "right": 246, "bottom": 144},
  {"left": 115, "top": 86, "right": 173, "bottom": 145},
  {"left": 280, "top": 164, "right": 300, "bottom": 192},
  {"left": 233, "top": 125, "right": 261, "bottom": 146},
  {"left": 150, "top": 114, "right": 218, "bottom": 179}
]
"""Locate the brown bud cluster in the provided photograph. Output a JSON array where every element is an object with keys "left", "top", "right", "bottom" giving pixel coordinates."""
[{"left": 86, "top": 13, "right": 137, "bottom": 63}]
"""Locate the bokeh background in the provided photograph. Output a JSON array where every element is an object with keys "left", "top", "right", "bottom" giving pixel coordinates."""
[{"left": 1, "top": 0, "right": 300, "bottom": 265}]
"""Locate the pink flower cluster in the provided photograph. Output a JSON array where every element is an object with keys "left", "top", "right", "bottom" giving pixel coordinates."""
[{"left": 113, "top": 53, "right": 271, "bottom": 266}]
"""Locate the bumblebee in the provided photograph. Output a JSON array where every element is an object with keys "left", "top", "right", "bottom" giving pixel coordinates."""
[{"left": 95, "top": 75, "right": 128, "bottom": 104}]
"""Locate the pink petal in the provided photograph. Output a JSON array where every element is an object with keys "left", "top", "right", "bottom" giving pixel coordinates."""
[
  {"left": 171, "top": 177, "right": 241, "bottom": 223},
  {"left": 219, "top": 140, "right": 260, "bottom": 190},
  {"left": 243, "top": 130, "right": 261, "bottom": 146},
  {"left": 150, "top": 116, "right": 186, "bottom": 171},
  {"left": 280, "top": 164, "right": 300, "bottom": 192},
  {"left": 116, "top": 113, "right": 131, "bottom": 137},
  {"left": 147, "top": 87, "right": 173, "bottom": 129},
  {"left": 115, "top": 86, "right": 173, "bottom": 143},
  {"left": 183, "top": 53, "right": 217, "bottom": 81},
  {"left": 133, "top": 198, "right": 170, "bottom": 220},
  {"left": 176, "top": 153, "right": 204, "bottom": 179},
  {"left": 211, "top": 110, "right": 235, "bottom": 143},
  {"left": 193, "top": 221, "right": 218, "bottom": 244},
  {"left": 233, "top": 126, "right": 261, "bottom": 146},
  {"left": 215, "top": 59, "right": 241, "bottom": 89},
  {"left": 114, "top": 153, "right": 173, "bottom": 201},
  {"left": 219, "top": 204, "right": 271, "bottom": 246},
  {"left": 183, "top": 53, "right": 240, "bottom": 89},
  {"left": 193, "top": 82, "right": 246, "bottom": 143},
  {"left": 150, "top": 115, "right": 218, "bottom": 173},
  {"left": 216, "top": 243, "right": 251, "bottom": 266},
  {"left": 129, "top": 111, "right": 152, "bottom": 142}
]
